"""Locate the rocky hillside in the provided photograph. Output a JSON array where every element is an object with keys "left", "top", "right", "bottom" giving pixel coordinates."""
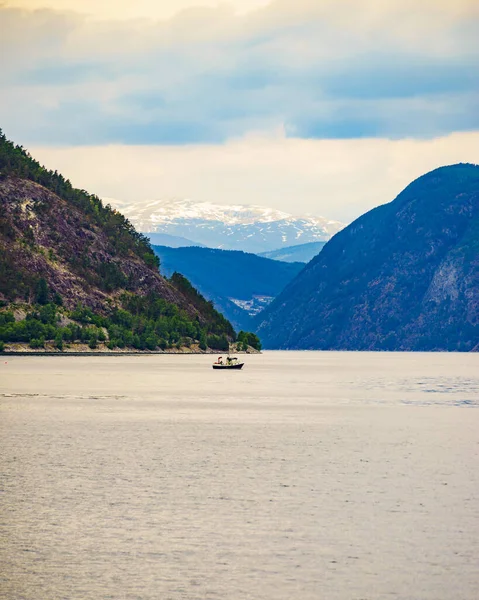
[
  {"left": 1, "top": 177, "right": 181, "bottom": 312},
  {"left": 256, "top": 164, "right": 479, "bottom": 351},
  {"left": 0, "top": 129, "right": 243, "bottom": 352}
]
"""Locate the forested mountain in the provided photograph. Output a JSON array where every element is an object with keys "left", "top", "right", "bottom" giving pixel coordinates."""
[
  {"left": 259, "top": 241, "right": 326, "bottom": 263},
  {"left": 0, "top": 129, "right": 249, "bottom": 352},
  {"left": 152, "top": 245, "right": 304, "bottom": 331},
  {"left": 256, "top": 164, "right": 479, "bottom": 351}
]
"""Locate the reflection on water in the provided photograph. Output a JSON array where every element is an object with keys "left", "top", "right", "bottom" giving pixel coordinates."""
[{"left": 1, "top": 352, "right": 479, "bottom": 600}]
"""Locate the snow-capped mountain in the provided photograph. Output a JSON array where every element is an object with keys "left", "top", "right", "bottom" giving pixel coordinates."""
[{"left": 105, "top": 198, "right": 344, "bottom": 253}]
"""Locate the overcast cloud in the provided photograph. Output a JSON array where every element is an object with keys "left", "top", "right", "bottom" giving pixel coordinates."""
[
  {"left": 29, "top": 131, "right": 479, "bottom": 222},
  {"left": 1, "top": 0, "right": 478, "bottom": 219}
]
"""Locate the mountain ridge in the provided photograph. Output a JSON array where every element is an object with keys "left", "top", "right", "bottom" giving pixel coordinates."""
[
  {"left": 259, "top": 241, "right": 327, "bottom": 263},
  {"left": 146, "top": 232, "right": 206, "bottom": 248},
  {"left": 256, "top": 163, "right": 479, "bottom": 351},
  {"left": 106, "top": 197, "right": 344, "bottom": 253}
]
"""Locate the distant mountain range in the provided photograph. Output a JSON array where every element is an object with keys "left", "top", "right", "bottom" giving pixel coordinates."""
[
  {"left": 146, "top": 233, "right": 205, "bottom": 248},
  {"left": 256, "top": 163, "right": 479, "bottom": 351},
  {"left": 152, "top": 245, "right": 304, "bottom": 331},
  {"left": 259, "top": 241, "right": 327, "bottom": 263},
  {"left": 106, "top": 198, "right": 344, "bottom": 254}
]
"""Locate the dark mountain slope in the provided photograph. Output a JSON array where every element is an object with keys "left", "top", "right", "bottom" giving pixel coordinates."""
[
  {"left": 146, "top": 232, "right": 206, "bottom": 248},
  {"left": 259, "top": 241, "right": 326, "bottom": 263},
  {"left": 0, "top": 129, "right": 236, "bottom": 351},
  {"left": 153, "top": 245, "right": 304, "bottom": 331},
  {"left": 256, "top": 164, "right": 479, "bottom": 351}
]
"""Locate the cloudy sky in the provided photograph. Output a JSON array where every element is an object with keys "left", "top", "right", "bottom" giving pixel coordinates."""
[{"left": 1, "top": 0, "right": 479, "bottom": 221}]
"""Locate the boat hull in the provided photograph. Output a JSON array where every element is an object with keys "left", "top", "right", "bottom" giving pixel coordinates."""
[{"left": 212, "top": 363, "right": 244, "bottom": 370}]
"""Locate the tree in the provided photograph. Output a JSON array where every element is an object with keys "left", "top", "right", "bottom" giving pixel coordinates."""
[
  {"left": 207, "top": 334, "right": 229, "bottom": 351},
  {"left": 29, "top": 336, "right": 45, "bottom": 349},
  {"left": 53, "top": 292, "right": 63, "bottom": 306},
  {"left": 35, "top": 278, "right": 49, "bottom": 305},
  {"left": 237, "top": 331, "right": 261, "bottom": 351},
  {"left": 246, "top": 332, "right": 261, "bottom": 351},
  {"left": 54, "top": 333, "right": 63, "bottom": 351},
  {"left": 39, "top": 303, "right": 56, "bottom": 324},
  {"left": 145, "top": 335, "right": 158, "bottom": 351}
]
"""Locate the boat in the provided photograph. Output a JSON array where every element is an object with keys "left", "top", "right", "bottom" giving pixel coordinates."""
[{"left": 212, "top": 355, "right": 244, "bottom": 370}]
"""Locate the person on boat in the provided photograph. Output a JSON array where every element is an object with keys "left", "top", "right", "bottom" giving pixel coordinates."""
[{"left": 216, "top": 356, "right": 223, "bottom": 365}]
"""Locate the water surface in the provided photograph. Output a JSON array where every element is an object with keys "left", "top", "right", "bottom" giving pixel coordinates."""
[{"left": 1, "top": 352, "right": 479, "bottom": 599}]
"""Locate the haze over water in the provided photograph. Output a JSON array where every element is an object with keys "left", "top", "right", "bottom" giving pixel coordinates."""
[{"left": 1, "top": 352, "right": 479, "bottom": 599}]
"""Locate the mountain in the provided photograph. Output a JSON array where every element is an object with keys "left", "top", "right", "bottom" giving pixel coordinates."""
[
  {"left": 106, "top": 197, "right": 344, "bottom": 253},
  {"left": 256, "top": 164, "right": 479, "bottom": 351},
  {"left": 259, "top": 241, "right": 327, "bottom": 263},
  {"left": 0, "top": 129, "right": 248, "bottom": 353},
  {"left": 152, "top": 245, "right": 304, "bottom": 331},
  {"left": 146, "top": 232, "right": 205, "bottom": 248}
]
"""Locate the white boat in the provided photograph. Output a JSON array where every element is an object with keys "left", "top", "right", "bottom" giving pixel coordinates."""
[{"left": 212, "top": 356, "right": 244, "bottom": 370}]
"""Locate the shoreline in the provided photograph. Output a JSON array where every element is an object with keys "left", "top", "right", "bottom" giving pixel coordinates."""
[
  {"left": 1, "top": 351, "right": 259, "bottom": 356},
  {"left": 0, "top": 343, "right": 260, "bottom": 356},
  {"left": 1, "top": 340, "right": 260, "bottom": 356}
]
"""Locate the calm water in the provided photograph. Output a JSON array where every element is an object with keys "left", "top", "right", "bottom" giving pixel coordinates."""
[{"left": 1, "top": 352, "right": 479, "bottom": 599}]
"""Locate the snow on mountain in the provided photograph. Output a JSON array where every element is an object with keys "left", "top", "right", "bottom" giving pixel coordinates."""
[{"left": 105, "top": 197, "right": 345, "bottom": 253}]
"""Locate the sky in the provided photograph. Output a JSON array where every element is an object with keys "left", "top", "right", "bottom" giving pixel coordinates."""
[{"left": 1, "top": 0, "right": 479, "bottom": 222}]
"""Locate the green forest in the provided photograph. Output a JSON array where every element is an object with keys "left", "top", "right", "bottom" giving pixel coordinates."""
[{"left": 0, "top": 278, "right": 260, "bottom": 352}]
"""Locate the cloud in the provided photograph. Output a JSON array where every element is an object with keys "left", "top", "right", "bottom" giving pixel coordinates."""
[
  {"left": 7, "top": 0, "right": 272, "bottom": 21},
  {"left": 1, "top": 1, "right": 478, "bottom": 146},
  {"left": 26, "top": 131, "right": 479, "bottom": 222}
]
